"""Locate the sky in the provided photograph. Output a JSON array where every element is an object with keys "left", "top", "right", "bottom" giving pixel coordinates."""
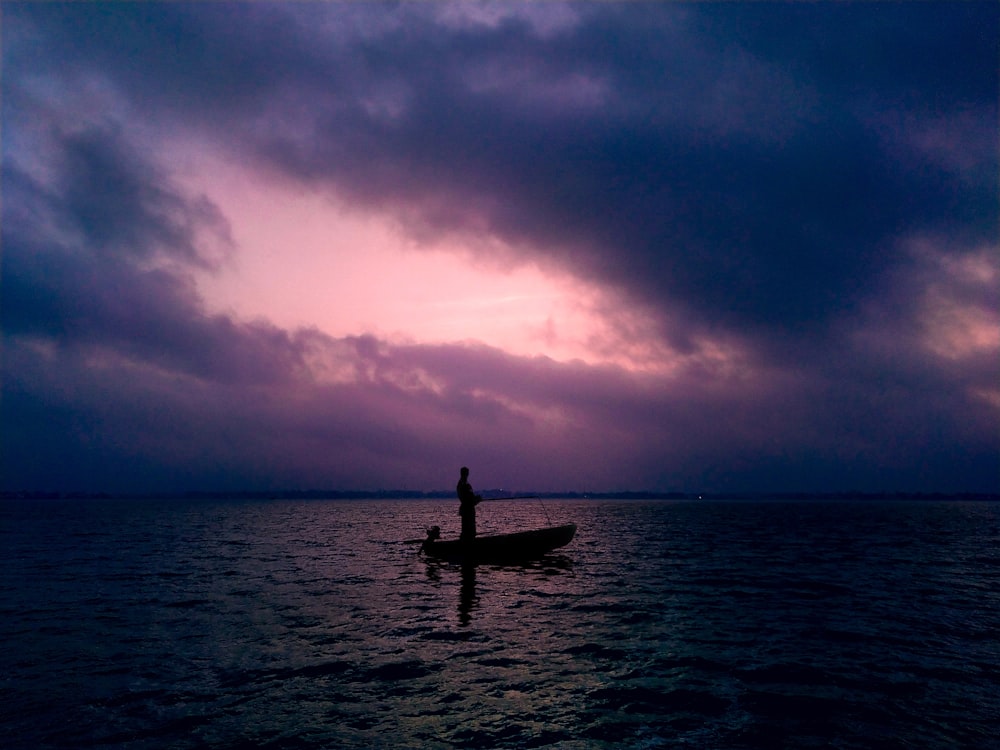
[{"left": 2, "top": 1, "right": 998, "bottom": 495}]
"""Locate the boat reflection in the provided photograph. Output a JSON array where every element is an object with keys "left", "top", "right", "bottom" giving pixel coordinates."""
[
  {"left": 425, "top": 555, "right": 574, "bottom": 626},
  {"left": 459, "top": 563, "right": 477, "bottom": 626}
]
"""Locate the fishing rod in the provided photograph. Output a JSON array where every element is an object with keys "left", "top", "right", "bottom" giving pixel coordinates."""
[
  {"left": 483, "top": 495, "right": 553, "bottom": 525},
  {"left": 480, "top": 494, "right": 552, "bottom": 524},
  {"left": 398, "top": 494, "right": 553, "bottom": 543}
]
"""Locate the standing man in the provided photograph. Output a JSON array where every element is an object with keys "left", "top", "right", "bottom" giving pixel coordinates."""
[{"left": 457, "top": 466, "right": 482, "bottom": 542}]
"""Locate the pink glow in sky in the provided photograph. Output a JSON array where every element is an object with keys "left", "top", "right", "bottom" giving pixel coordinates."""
[
  {"left": 917, "top": 246, "right": 1000, "bottom": 368},
  {"left": 3, "top": 2, "right": 997, "bottom": 495},
  {"left": 179, "top": 153, "right": 652, "bottom": 368}
]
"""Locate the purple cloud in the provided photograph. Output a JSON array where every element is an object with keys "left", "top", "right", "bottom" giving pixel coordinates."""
[{"left": 2, "top": 2, "right": 997, "bottom": 494}]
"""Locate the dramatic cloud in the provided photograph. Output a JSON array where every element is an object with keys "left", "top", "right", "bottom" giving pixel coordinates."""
[{"left": 2, "top": 2, "right": 997, "bottom": 494}]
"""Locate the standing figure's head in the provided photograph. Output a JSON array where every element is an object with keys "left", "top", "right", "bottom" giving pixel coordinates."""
[{"left": 460, "top": 466, "right": 470, "bottom": 478}]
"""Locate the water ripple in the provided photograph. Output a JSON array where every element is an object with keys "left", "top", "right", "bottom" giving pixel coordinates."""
[{"left": 2, "top": 498, "right": 999, "bottom": 748}]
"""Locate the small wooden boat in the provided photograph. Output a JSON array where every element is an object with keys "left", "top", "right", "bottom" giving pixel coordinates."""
[{"left": 420, "top": 523, "right": 577, "bottom": 563}]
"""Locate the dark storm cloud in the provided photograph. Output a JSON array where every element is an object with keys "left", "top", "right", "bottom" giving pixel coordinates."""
[
  {"left": 3, "top": 2, "right": 998, "bottom": 493},
  {"left": 7, "top": 309, "right": 992, "bottom": 493},
  {"left": 1, "top": 117, "right": 303, "bottom": 386},
  {"left": 264, "top": 1, "right": 972, "bottom": 348},
  {"left": 12, "top": 3, "right": 995, "bottom": 339},
  {"left": 54, "top": 125, "right": 229, "bottom": 267}
]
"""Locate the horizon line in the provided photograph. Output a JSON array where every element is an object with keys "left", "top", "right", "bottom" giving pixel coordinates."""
[{"left": 3, "top": 489, "right": 999, "bottom": 502}]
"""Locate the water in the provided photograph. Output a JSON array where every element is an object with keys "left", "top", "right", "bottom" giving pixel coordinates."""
[{"left": 2, "top": 497, "right": 998, "bottom": 749}]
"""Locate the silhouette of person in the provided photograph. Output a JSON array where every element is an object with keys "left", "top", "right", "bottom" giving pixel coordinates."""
[{"left": 457, "top": 466, "right": 482, "bottom": 542}]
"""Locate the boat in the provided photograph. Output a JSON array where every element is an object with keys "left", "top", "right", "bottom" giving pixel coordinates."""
[{"left": 420, "top": 523, "right": 577, "bottom": 563}]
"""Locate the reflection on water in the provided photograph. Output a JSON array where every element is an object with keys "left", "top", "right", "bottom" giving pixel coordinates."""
[
  {"left": 459, "top": 563, "right": 477, "bottom": 626},
  {"left": 424, "top": 555, "right": 576, "bottom": 627},
  {"left": 3, "top": 498, "right": 998, "bottom": 749}
]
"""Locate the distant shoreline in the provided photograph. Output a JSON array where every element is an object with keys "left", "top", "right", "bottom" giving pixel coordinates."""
[{"left": 3, "top": 489, "right": 999, "bottom": 502}]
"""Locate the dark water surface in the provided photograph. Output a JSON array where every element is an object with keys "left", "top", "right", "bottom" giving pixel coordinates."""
[{"left": 2, "top": 498, "right": 998, "bottom": 749}]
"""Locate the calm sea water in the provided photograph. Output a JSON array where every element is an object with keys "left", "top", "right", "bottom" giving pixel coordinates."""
[{"left": 2, "top": 497, "right": 998, "bottom": 749}]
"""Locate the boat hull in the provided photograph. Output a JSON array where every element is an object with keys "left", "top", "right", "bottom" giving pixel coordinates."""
[{"left": 421, "top": 523, "right": 576, "bottom": 563}]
